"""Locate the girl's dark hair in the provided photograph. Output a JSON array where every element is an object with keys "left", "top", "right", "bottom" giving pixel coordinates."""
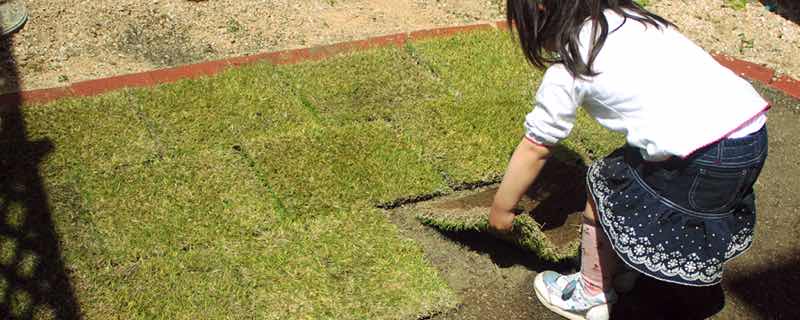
[{"left": 507, "top": 0, "right": 675, "bottom": 78}]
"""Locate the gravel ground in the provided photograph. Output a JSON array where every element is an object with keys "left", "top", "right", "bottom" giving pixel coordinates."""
[
  {"left": 0, "top": 0, "right": 797, "bottom": 94},
  {"left": 649, "top": 0, "right": 800, "bottom": 80}
]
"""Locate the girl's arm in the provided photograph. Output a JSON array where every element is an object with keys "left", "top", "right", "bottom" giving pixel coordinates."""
[{"left": 489, "top": 137, "right": 552, "bottom": 233}]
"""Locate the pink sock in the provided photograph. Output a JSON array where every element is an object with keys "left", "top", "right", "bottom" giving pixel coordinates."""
[{"left": 579, "top": 216, "right": 619, "bottom": 295}]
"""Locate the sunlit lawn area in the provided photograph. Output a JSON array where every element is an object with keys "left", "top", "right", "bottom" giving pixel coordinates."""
[{"left": 4, "top": 29, "right": 622, "bottom": 318}]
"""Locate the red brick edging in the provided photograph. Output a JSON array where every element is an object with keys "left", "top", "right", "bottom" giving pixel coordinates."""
[{"left": 1, "top": 20, "right": 798, "bottom": 107}]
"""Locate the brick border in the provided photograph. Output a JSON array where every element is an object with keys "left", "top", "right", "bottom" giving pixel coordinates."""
[{"left": 1, "top": 21, "right": 799, "bottom": 108}]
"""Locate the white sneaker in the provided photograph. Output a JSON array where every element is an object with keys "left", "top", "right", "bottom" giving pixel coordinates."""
[{"left": 534, "top": 271, "right": 617, "bottom": 320}]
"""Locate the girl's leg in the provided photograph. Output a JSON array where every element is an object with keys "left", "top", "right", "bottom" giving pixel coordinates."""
[
  {"left": 580, "top": 196, "right": 621, "bottom": 295},
  {"left": 532, "top": 197, "right": 620, "bottom": 320}
]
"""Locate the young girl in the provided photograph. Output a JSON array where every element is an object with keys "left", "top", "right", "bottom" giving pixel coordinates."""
[{"left": 488, "top": 1, "right": 769, "bottom": 319}]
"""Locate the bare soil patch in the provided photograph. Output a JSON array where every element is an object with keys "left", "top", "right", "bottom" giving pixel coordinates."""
[
  {"left": 416, "top": 157, "right": 588, "bottom": 255},
  {"left": 648, "top": 0, "right": 800, "bottom": 81},
  {"left": 429, "top": 187, "right": 584, "bottom": 249},
  {"left": 388, "top": 202, "right": 569, "bottom": 320}
]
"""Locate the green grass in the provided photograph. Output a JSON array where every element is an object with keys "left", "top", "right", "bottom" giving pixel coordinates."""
[
  {"left": 280, "top": 47, "right": 449, "bottom": 125},
  {"left": 254, "top": 210, "right": 456, "bottom": 319},
  {"left": 398, "top": 31, "right": 622, "bottom": 184},
  {"left": 127, "top": 63, "right": 320, "bottom": 155},
  {"left": 398, "top": 31, "right": 541, "bottom": 184},
  {"left": 243, "top": 123, "right": 449, "bottom": 217},
  {"left": 724, "top": 0, "right": 750, "bottom": 10},
  {"left": 22, "top": 92, "right": 160, "bottom": 174},
  {"left": 3, "top": 29, "right": 626, "bottom": 318}
]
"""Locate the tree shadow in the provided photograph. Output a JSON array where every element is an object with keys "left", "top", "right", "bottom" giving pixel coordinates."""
[
  {"left": 0, "top": 7, "right": 82, "bottom": 320},
  {"left": 759, "top": 0, "right": 800, "bottom": 24}
]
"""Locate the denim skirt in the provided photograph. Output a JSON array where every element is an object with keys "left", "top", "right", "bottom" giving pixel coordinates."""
[{"left": 588, "top": 126, "right": 768, "bottom": 286}]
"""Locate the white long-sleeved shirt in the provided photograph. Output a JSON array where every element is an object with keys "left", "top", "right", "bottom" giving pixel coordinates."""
[{"left": 524, "top": 10, "right": 768, "bottom": 161}]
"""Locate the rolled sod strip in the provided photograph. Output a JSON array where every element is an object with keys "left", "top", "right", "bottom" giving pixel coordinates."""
[{"left": 415, "top": 160, "right": 587, "bottom": 262}]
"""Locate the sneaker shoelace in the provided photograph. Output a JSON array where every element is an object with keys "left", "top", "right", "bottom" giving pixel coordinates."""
[{"left": 556, "top": 274, "right": 609, "bottom": 311}]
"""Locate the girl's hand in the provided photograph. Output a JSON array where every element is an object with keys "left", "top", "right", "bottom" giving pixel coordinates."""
[
  {"left": 489, "top": 137, "right": 551, "bottom": 235},
  {"left": 489, "top": 207, "right": 516, "bottom": 234}
]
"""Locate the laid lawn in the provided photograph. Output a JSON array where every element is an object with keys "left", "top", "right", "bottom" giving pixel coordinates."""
[{"left": 1, "top": 29, "right": 622, "bottom": 318}]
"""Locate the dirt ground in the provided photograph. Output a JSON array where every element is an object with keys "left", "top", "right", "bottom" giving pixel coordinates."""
[
  {"left": 0, "top": 0, "right": 504, "bottom": 94},
  {"left": 389, "top": 83, "right": 800, "bottom": 320},
  {"left": 648, "top": 0, "right": 800, "bottom": 81},
  {"left": 1, "top": 0, "right": 800, "bottom": 94}
]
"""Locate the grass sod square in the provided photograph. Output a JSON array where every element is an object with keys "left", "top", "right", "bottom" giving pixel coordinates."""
[
  {"left": 77, "top": 148, "right": 278, "bottom": 256},
  {"left": 417, "top": 210, "right": 581, "bottom": 262},
  {"left": 277, "top": 46, "right": 450, "bottom": 125},
  {"left": 50, "top": 149, "right": 282, "bottom": 319},
  {"left": 126, "top": 62, "right": 321, "bottom": 156},
  {"left": 249, "top": 209, "right": 457, "bottom": 319},
  {"left": 396, "top": 30, "right": 544, "bottom": 184},
  {"left": 82, "top": 210, "right": 457, "bottom": 319},
  {"left": 243, "top": 120, "right": 449, "bottom": 218},
  {"left": 407, "top": 29, "right": 540, "bottom": 99},
  {"left": 403, "top": 30, "right": 624, "bottom": 182},
  {"left": 20, "top": 91, "right": 160, "bottom": 176}
]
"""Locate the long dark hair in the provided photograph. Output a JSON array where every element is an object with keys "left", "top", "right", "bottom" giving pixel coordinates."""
[{"left": 507, "top": 0, "right": 675, "bottom": 78}]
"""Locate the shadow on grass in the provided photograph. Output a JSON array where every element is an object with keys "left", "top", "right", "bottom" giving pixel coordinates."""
[
  {"left": 435, "top": 229, "right": 576, "bottom": 271},
  {"left": 759, "top": 0, "right": 800, "bottom": 24},
  {"left": 0, "top": 10, "right": 82, "bottom": 320}
]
